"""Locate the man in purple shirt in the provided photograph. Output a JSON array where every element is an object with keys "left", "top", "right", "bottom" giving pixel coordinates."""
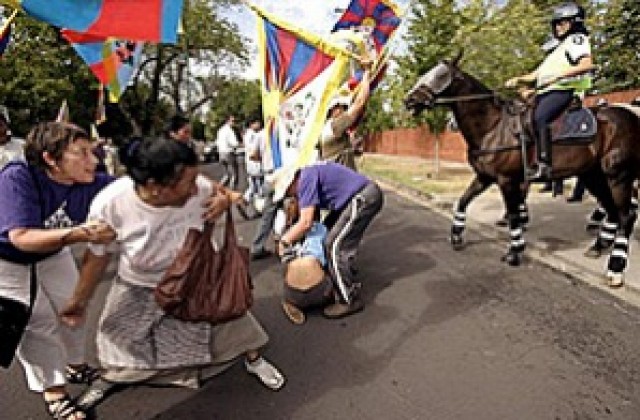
[{"left": 273, "top": 162, "right": 383, "bottom": 318}]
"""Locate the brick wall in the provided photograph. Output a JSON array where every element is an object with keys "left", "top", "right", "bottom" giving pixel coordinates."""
[{"left": 364, "top": 88, "right": 640, "bottom": 163}]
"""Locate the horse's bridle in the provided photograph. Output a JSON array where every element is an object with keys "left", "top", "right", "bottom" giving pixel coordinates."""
[{"left": 434, "top": 93, "right": 496, "bottom": 105}]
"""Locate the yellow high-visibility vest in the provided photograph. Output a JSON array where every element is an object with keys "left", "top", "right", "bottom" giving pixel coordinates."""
[{"left": 536, "top": 34, "right": 592, "bottom": 97}]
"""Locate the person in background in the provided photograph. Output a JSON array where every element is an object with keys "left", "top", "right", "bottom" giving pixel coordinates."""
[
  {"left": 0, "top": 105, "right": 25, "bottom": 169},
  {"left": 0, "top": 121, "right": 115, "bottom": 420},
  {"left": 217, "top": 115, "right": 240, "bottom": 189},
  {"left": 249, "top": 122, "right": 277, "bottom": 260},
  {"left": 318, "top": 70, "right": 371, "bottom": 170},
  {"left": 61, "top": 137, "right": 285, "bottom": 411},
  {"left": 243, "top": 119, "right": 265, "bottom": 217},
  {"left": 166, "top": 115, "right": 192, "bottom": 144},
  {"left": 271, "top": 162, "right": 383, "bottom": 319}
]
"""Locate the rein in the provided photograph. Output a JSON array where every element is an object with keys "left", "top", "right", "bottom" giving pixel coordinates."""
[{"left": 434, "top": 93, "right": 496, "bottom": 104}]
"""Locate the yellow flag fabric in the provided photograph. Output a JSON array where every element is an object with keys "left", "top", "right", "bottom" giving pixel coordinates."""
[{"left": 251, "top": 3, "right": 352, "bottom": 169}]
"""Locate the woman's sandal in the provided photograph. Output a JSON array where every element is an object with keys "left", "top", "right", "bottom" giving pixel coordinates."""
[
  {"left": 65, "top": 364, "right": 101, "bottom": 385},
  {"left": 45, "top": 394, "right": 86, "bottom": 420},
  {"left": 245, "top": 356, "right": 286, "bottom": 391}
]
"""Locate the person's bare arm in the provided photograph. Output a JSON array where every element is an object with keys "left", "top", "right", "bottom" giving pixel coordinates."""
[
  {"left": 59, "top": 249, "right": 112, "bottom": 326},
  {"left": 346, "top": 70, "right": 372, "bottom": 120},
  {"left": 8, "top": 220, "right": 115, "bottom": 253},
  {"left": 505, "top": 71, "right": 538, "bottom": 88}
]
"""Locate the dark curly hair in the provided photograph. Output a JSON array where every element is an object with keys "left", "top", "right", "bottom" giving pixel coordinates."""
[
  {"left": 118, "top": 136, "right": 198, "bottom": 186},
  {"left": 24, "top": 122, "right": 89, "bottom": 169}
]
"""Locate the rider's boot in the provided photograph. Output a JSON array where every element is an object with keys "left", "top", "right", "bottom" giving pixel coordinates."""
[{"left": 527, "top": 128, "right": 552, "bottom": 181}]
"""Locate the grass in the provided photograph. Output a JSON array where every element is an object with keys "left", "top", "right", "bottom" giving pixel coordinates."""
[{"left": 358, "top": 154, "right": 476, "bottom": 197}]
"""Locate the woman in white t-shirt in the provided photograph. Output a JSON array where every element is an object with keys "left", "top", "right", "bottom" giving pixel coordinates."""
[{"left": 60, "top": 137, "right": 284, "bottom": 410}]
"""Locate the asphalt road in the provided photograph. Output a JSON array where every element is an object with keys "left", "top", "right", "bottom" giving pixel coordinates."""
[{"left": 2, "top": 161, "right": 640, "bottom": 419}]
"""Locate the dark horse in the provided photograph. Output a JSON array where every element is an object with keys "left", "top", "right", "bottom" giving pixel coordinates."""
[{"left": 405, "top": 56, "right": 640, "bottom": 287}]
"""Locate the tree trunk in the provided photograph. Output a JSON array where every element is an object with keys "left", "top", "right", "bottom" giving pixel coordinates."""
[{"left": 142, "top": 44, "right": 165, "bottom": 135}]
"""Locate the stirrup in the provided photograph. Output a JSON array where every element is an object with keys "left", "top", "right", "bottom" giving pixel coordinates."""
[{"left": 526, "top": 163, "right": 551, "bottom": 181}]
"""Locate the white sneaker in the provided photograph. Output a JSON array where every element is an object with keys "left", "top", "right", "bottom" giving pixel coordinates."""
[{"left": 244, "top": 357, "right": 285, "bottom": 391}]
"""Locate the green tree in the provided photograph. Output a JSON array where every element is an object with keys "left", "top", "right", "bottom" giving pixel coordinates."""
[
  {"left": 593, "top": 0, "right": 640, "bottom": 91},
  {"left": 205, "top": 78, "right": 261, "bottom": 141},
  {"left": 120, "top": 0, "right": 250, "bottom": 135},
  {"left": 0, "top": 16, "right": 97, "bottom": 137}
]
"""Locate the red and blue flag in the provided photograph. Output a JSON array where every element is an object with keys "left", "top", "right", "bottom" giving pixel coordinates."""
[
  {"left": 18, "top": 0, "right": 183, "bottom": 43},
  {"left": 332, "top": 0, "right": 401, "bottom": 52},
  {"left": 261, "top": 18, "right": 337, "bottom": 167},
  {"left": 62, "top": 30, "right": 144, "bottom": 102}
]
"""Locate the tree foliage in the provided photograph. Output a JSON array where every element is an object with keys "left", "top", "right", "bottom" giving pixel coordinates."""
[
  {"left": 0, "top": 16, "right": 97, "bottom": 137},
  {"left": 593, "top": 0, "right": 640, "bottom": 91},
  {"left": 0, "top": 0, "right": 254, "bottom": 139}
]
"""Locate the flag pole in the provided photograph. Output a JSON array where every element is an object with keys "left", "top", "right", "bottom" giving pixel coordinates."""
[{"left": 0, "top": 8, "right": 18, "bottom": 34}]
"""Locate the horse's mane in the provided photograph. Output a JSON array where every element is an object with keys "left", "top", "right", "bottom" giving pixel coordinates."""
[{"left": 455, "top": 64, "right": 519, "bottom": 108}]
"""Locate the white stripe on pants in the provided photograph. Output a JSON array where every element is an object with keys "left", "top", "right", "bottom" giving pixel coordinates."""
[{"left": 0, "top": 248, "right": 86, "bottom": 392}]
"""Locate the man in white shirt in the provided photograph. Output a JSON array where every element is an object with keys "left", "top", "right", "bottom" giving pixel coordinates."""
[
  {"left": 243, "top": 119, "right": 265, "bottom": 205},
  {"left": 0, "top": 106, "right": 24, "bottom": 170},
  {"left": 216, "top": 115, "right": 239, "bottom": 189}
]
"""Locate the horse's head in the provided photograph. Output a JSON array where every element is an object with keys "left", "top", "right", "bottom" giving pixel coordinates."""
[{"left": 404, "top": 52, "right": 463, "bottom": 116}]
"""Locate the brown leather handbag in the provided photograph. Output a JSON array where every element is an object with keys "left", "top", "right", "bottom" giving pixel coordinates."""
[{"left": 154, "top": 209, "right": 253, "bottom": 324}]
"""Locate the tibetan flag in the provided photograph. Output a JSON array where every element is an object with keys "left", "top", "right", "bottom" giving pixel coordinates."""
[
  {"left": 62, "top": 30, "right": 143, "bottom": 102},
  {"left": 13, "top": 0, "right": 183, "bottom": 43},
  {"left": 0, "top": 9, "right": 18, "bottom": 57},
  {"left": 251, "top": 4, "right": 353, "bottom": 168},
  {"left": 332, "top": 0, "right": 402, "bottom": 52}
]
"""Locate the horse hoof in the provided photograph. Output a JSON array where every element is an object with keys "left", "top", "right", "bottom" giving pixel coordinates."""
[
  {"left": 606, "top": 271, "right": 624, "bottom": 288},
  {"left": 584, "top": 247, "right": 602, "bottom": 259},
  {"left": 501, "top": 252, "right": 521, "bottom": 266},
  {"left": 450, "top": 235, "right": 464, "bottom": 251}
]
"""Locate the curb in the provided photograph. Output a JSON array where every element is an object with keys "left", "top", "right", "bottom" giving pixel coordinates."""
[{"left": 374, "top": 177, "right": 640, "bottom": 309}]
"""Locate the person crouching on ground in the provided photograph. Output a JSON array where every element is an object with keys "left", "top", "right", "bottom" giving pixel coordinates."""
[
  {"left": 60, "top": 137, "right": 285, "bottom": 411},
  {"left": 272, "top": 161, "right": 383, "bottom": 319},
  {"left": 280, "top": 198, "right": 334, "bottom": 324}
]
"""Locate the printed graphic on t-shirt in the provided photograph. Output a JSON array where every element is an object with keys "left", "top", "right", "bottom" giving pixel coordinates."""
[{"left": 43, "top": 201, "right": 75, "bottom": 229}]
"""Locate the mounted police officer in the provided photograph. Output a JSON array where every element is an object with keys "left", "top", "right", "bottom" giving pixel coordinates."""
[{"left": 506, "top": 2, "right": 594, "bottom": 181}]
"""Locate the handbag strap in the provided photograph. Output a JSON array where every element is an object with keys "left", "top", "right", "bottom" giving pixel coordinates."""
[
  {"left": 223, "top": 208, "right": 238, "bottom": 247},
  {"left": 25, "top": 166, "right": 43, "bottom": 314}
]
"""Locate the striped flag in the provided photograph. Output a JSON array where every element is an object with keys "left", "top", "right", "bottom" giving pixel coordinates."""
[
  {"left": 251, "top": 3, "right": 353, "bottom": 168},
  {"left": 332, "top": 0, "right": 402, "bottom": 52},
  {"left": 11, "top": 0, "right": 183, "bottom": 43}
]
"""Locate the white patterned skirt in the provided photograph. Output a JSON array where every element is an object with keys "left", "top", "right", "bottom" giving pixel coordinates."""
[{"left": 96, "top": 276, "right": 268, "bottom": 387}]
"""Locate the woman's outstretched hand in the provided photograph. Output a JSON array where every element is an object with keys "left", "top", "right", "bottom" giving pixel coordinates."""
[{"left": 203, "top": 191, "right": 231, "bottom": 222}]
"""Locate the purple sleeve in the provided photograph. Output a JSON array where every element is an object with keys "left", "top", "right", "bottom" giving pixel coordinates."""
[
  {"left": 297, "top": 169, "right": 320, "bottom": 209},
  {"left": 0, "top": 165, "right": 41, "bottom": 231}
]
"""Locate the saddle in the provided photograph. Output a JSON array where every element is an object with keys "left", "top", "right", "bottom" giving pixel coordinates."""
[{"left": 509, "top": 97, "right": 598, "bottom": 147}]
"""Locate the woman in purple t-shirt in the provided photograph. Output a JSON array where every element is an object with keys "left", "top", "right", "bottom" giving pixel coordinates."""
[{"left": 0, "top": 122, "right": 115, "bottom": 420}]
